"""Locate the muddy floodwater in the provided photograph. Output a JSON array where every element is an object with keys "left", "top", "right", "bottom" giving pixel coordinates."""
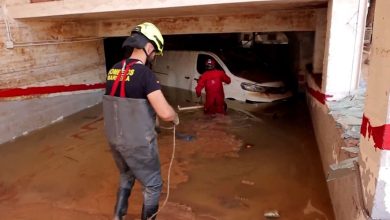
[{"left": 0, "top": 87, "right": 334, "bottom": 220}]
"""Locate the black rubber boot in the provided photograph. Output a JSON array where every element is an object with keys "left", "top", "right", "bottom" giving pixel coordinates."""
[
  {"left": 114, "top": 188, "right": 131, "bottom": 220},
  {"left": 141, "top": 204, "right": 159, "bottom": 220}
]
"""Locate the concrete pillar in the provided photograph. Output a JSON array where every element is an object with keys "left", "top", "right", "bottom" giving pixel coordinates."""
[
  {"left": 294, "top": 32, "right": 314, "bottom": 91},
  {"left": 323, "top": 0, "right": 368, "bottom": 100},
  {"left": 313, "top": 8, "right": 326, "bottom": 75},
  {"left": 359, "top": 0, "right": 390, "bottom": 218}
]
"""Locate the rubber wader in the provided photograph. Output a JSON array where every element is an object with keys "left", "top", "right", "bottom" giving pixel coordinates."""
[{"left": 103, "top": 95, "right": 162, "bottom": 220}]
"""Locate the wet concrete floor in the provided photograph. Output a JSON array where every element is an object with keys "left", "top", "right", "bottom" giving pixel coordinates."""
[{"left": 0, "top": 88, "right": 334, "bottom": 220}]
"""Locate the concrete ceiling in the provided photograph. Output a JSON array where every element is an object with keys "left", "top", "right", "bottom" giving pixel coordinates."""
[{"left": 7, "top": 0, "right": 328, "bottom": 20}]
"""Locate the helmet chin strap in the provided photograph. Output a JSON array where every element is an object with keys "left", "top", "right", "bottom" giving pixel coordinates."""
[
  {"left": 143, "top": 47, "right": 156, "bottom": 64},
  {"left": 143, "top": 48, "right": 152, "bottom": 60}
]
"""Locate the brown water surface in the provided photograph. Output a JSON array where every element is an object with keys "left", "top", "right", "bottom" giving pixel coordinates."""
[{"left": 0, "top": 88, "right": 334, "bottom": 220}]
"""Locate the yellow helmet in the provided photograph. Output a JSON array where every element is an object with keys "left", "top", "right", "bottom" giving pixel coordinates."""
[{"left": 132, "top": 22, "right": 164, "bottom": 55}]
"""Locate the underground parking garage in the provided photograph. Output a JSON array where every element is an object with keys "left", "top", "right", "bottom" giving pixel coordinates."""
[
  {"left": 1, "top": 31, "right": 336, "bottom": 219},
  {"left": 104, "top": 32, "right": 303, "bottom": 102},
  {"left": 1, "top": 0, "right": 390, "bottom": 219}
]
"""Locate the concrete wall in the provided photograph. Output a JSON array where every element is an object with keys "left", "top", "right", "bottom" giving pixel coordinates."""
[
  {"left": 295, "top": 32, "right": 315, "bottom": 90},
  {"left": 305, "top": 0, "right": 379, "bottom": 219},
  {"left": 0, "top": 92, "right": 103, "bottom": 144},
  {"left": 313, "top": 8, "right": 326, "bottom": 74},
  {"left": 0, "top": 2, "right": 106, "bottom": 144},
  {"left": 307, "top": 92, "right": 366, "bottom": 220},
  {"left": 305, "top": 0, "right": 390, "bottom": 218}
]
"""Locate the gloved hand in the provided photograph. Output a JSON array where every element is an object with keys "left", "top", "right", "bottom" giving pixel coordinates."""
[
  {"left": 172, "top": 113, "right": 179, "bottom": 126},
  {"left": 195, "top": 88, "right": 201, "bottom": 97}
]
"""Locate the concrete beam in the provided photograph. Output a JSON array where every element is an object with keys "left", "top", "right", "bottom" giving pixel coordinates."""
[
  {"left": 6, "top": 0, "right": 327, "bottom": 20},
  {"left": 313, "top": 8, "right": 326, "bottom": 74},
  {"left": 98, "top": 10, "right": 317, "bottom": 37}
]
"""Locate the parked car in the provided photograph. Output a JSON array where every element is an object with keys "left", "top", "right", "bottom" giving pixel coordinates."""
[{"left": 152, "top": 50, "right": 292, "bottom": 102}]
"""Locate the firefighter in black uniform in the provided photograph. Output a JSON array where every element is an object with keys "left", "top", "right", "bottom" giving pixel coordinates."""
[{"left": 103, "top": 22, "right": 179, "bottom": 220}]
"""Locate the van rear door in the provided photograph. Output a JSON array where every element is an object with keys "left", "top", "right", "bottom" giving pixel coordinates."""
[{"left": 153, "top": 51, "right": 195, "bottom": 91}]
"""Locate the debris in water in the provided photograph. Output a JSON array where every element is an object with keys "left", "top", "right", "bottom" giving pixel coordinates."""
[
  {"left": 198, "top": 214, "right": 219, "bottom": 220},
  {"left": 245, "top": 144, "right": 253, "bottom": 149},
  {"left": 241, "top": 180, "right": 255, "bottom": 186},
  {"left": 64, "top": 155, "right": 79, "bottom": 162},
  {"left": 264, "top": 210, "right": 280, "bottom": 218},
  {"left": 234, "top": 195, "right": 249, "bottom": 202},
  {"left": 175, "top": 132, "right": 195, "bottom": 141}
]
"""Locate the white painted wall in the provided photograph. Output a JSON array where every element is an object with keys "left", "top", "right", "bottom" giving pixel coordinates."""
[{"left": 371, "top": 151, "right": 390, "bottom": 218}]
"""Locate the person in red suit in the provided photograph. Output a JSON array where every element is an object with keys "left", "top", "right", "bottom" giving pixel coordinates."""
[{"left": 195, "top": 58, "right": 231, "bottom": 114}]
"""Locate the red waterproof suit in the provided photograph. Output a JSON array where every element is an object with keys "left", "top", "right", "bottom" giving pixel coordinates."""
[{"left": 195, "top": 69, "right": 231, "bottom": 114}]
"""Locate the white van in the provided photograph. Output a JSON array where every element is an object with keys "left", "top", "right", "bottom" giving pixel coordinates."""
[{"left": 152, "top": 50, "right": 292, "bottom": 103}]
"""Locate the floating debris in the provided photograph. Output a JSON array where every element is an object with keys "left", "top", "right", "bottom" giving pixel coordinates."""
[
  {"left": 175, "top": 132, "right": 195, "bottom": 141},
  {"left": 64, "top": 155, "right": 79, "bottom": 162},
  {"left": 245, "top": 144, "right": 254, "bottom": 149},
  {"left": 241, "top": 180, "right": 255, "bottom": 186},
  {"left": 234, "top": 195, "right": 249, "bottom": 202},
  {"left": 264, "top": 210, "right": 280, "bottom": 218}
]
